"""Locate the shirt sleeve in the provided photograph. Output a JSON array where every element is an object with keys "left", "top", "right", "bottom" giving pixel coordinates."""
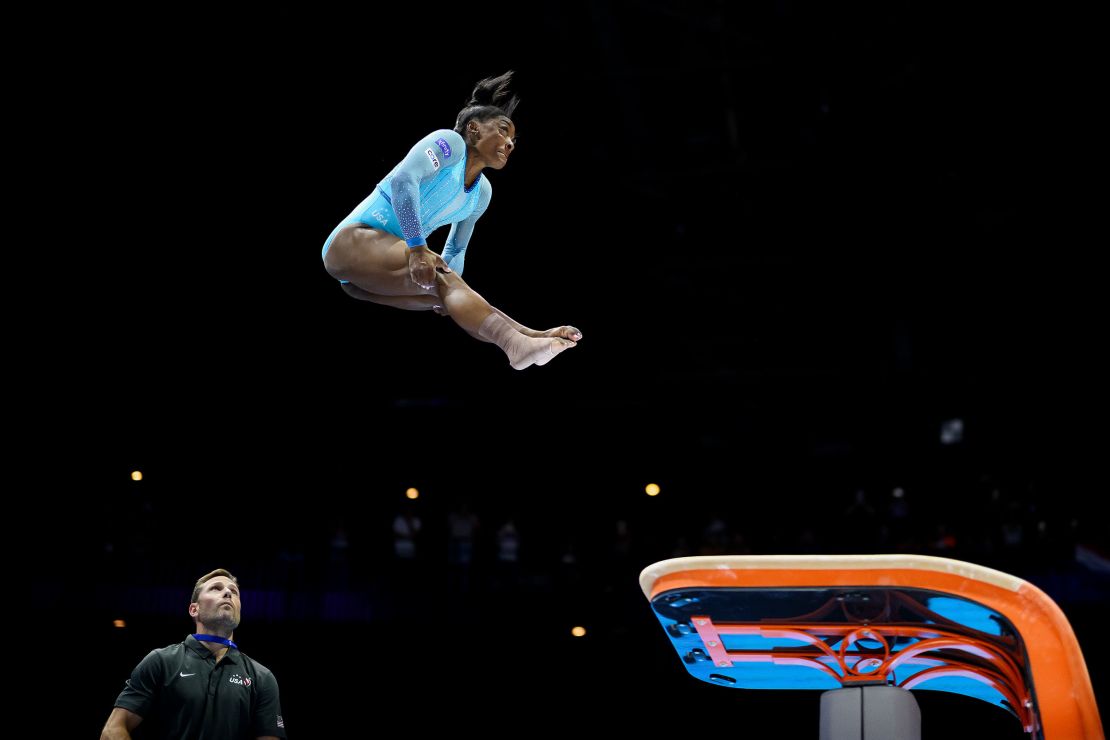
[
  {"left": 441, "top": 176, "right": 492, "bottom": 276},
  {"left": 113, "top": 650, "right": 162, "bottom": 718},
  {"left": 390, "top": 130, "right": 466, "bottom": 248},
  {"left": 251, "top": 667, "right": 288, "bottom": 738}
]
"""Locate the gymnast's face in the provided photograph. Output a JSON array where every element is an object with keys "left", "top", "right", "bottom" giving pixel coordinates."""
[{"left": 468, "top": 115, "right": 516, "bottom": 169}]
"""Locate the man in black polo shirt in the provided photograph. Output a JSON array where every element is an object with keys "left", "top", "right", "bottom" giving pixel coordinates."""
[{"left": 101, "top": 568, "right": 287, "bottom": 739}]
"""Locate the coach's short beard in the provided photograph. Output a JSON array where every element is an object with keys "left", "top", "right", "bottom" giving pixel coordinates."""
[{"left": 200, "top": 607, "right": 239, "bottom": 635}]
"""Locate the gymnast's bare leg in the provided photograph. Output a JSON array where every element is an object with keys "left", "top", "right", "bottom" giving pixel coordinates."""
[{"left": 324, "top": 224, "right": 580, "bottom": 369}]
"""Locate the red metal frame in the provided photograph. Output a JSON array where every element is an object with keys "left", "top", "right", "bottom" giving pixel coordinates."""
[{"left": 691, "top": 615, "right": 1034, "bottom": 731}]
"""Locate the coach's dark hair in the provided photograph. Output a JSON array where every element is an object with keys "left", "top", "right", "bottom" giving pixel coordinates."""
[{"left": 454, "top": 71, "right": 520, "bottom": 136}]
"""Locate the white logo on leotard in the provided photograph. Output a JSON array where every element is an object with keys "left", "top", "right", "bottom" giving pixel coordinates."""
[{"left": 424, "top": 148, "right": 440, "bottom": 171}]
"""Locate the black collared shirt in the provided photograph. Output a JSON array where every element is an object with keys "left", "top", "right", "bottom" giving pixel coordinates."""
[{"left": 114, "top": 635, "right": 286, "bottom": 739}]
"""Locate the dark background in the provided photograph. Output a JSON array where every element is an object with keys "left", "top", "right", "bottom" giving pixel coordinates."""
[{"left": 26, "top": 2, "right": 1104, "bottom": 737}]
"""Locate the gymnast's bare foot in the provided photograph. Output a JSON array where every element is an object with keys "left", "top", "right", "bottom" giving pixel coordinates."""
[
  {"left": 532, "top": 325, "right": 582, "bottom": 341},
  {"left": 478, "top": 313, "right": 579, "bottom": 369},
  {"left": 510, "top": 336, "right": 577, "bottom": 370}
]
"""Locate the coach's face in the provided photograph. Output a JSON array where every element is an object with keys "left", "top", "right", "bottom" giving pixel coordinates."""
[{"left": 189, "top": 576, "right": 241, "bottom": 633}]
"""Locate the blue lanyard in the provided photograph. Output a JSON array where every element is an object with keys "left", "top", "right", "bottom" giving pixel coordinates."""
[{"left": 193, "top": 633, "right": 238, "bottom": 650}]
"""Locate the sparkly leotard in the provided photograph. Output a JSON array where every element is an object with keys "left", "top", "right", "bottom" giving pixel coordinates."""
[{"left": 321, "top": 129, "right": 491, "bottom": 276}]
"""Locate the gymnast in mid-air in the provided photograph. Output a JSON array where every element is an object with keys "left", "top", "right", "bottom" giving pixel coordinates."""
[{"left": 322, "top": 71, "right": 581, "bottom": 370}]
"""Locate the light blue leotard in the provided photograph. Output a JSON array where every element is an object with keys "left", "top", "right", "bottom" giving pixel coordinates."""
[{"left": 321, "top": 129, "right": 492, "bottom": 277}]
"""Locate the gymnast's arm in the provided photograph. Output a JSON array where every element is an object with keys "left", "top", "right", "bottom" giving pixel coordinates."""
[
  {"left": 391, "top": 130, "right": 464, "bottom": 289},
  {"left": 441, "top": 176, "right": 492, "bottom": 277}
]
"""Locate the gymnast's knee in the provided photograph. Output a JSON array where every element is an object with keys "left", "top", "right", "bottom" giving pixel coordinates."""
[{"left": 436, "top": 269, "right": 468, "bottom": 291}]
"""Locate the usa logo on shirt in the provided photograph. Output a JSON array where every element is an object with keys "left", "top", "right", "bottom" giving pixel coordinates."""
[
  {"left": 424, "top": 148, "right": 440, "bottom": 171},
  {"left": 228, "top": 673, "right": 252, "bottom": 686}
]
